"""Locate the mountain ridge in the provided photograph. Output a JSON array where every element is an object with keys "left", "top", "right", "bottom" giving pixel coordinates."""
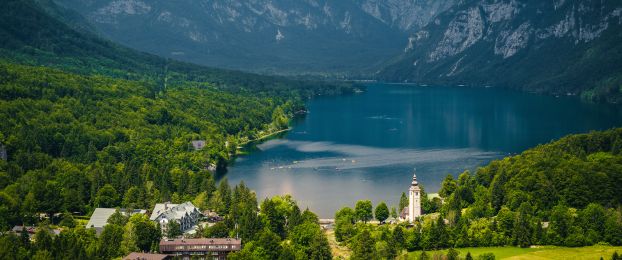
[
  {"left": 52, "top": 0, "right": 460, "bottom": 74},
  {"left": 377, "top": 0, "right": 622, "bottom": 103}
]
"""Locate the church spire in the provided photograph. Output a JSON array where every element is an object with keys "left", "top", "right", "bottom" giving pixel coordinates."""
[
  {"left": 407, "top": 168, "right": 422, "bottom": 222},
  {"left": 411, "top": 169, "right": 418, "bottom": 186}
]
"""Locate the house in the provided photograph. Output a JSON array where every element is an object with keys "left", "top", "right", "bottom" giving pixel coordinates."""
[
  {"left": 191, "top": 140, "right": 206, "bottom": 151},
  {"left": 86, "top": 208, "right": 147, "bottom": 235},
  {"left": 202, "top": 210, "right": 223, "bottom": 222},
  {"left": 11, "top": 226, "right": 61, "bottom": 239},
  {"left": 123, "top": 252, "right": 170, "bottom": 260},
  {"left": 150, "top": 202, "right": 201, "bottom": 235},
  {"left": 159, "top": 238, "right": 241, "bottom": 260}
]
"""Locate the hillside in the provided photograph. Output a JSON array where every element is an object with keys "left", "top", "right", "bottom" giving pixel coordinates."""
[
  {"left": 51, "top": 0, "right": 459, "bottom": 74},
  {"left": 0, "top": 0, "right": 354, "bottom": 98},
  {"left": 378, "top": 0, "right": 622, "bottom": 103},
  {"left": 0, "top": 1, "right": 352, "bottom": 259},
  {"left": 332, "top": 128, "right": 622, "bottom": 259}
]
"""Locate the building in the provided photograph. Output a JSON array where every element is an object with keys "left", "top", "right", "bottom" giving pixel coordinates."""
[
  {"left": 86, "top": 208, "right": 147, "bottom": 235},
  {"left": 400, "top": 171, "right": 422, "bottom": 222},
  {"left": 150, "top": 202, "right": 201, "bottom": 235},
  {"left": 11, "top": 226, "right": 61, "bottom": 239},
  {"left": 159, "top": 238, "right": 241, "bottom": 260},
  {"left": 124, "top": 252, "right": 170, "bottom": 260},
  {"left": 191, "top": 140, "right": 206, "bottom": 151}
]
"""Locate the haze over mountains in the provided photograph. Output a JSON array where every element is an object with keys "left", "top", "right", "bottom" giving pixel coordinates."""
[
  {"left": 52, "top": 0, "right": 458, "bottom": 73},
  {"left": 379, "top": 0, "right": 622, "bottom": 102},
  {"left": 51, "top": 0, "right": 622, "bottom": 102}
]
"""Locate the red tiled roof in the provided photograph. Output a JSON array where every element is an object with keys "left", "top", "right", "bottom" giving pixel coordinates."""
[
  {"left": 159, "top": 238, "right": 241, "bottom": 246},
  {"left": 123, "top": 252, "right": 169, "bottom": 260}
]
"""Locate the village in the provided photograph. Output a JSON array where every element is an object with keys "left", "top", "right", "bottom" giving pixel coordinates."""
[{"left": 8, "top": 171, "right": 428, "bottom": 260}]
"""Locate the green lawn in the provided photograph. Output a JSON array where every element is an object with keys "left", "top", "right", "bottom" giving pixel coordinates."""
[{"left": 401, "top": 245, "right": 622, "bottom": 259}]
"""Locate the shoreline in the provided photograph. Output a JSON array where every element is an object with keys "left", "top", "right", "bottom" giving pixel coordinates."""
[{"left": 236, "top": 127, "right": 292, "bottom": 153}]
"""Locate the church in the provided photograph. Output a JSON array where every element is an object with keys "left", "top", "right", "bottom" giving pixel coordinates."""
[{"left": 400, "top": 171, "right": 422, "bottom": 222}]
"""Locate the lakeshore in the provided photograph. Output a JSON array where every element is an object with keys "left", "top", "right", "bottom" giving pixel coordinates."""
[{"left": 224, "top": 83, "right": 622, "bottom": 218}]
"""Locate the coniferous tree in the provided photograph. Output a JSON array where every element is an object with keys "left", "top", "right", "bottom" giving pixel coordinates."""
[
  {"left": 399, "top": 192, "right": 408, "bottom": 212},
  {"left": 513, "top": 202, "right": 533, "bottom": 248},
  {"left": 351, "top": 229, "right": 375, "bottom": 260},
  {"left": 447, "top": 248, "right": 459, "bottom": 260}
]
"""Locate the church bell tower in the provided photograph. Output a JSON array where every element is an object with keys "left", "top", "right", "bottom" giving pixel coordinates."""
[{"left": 408, "top": 170, "right": 421, "bottom": 222}]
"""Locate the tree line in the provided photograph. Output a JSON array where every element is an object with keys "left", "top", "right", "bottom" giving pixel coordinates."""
[{"left": 334, "top": 128, "right": 622, "bottom": 258}]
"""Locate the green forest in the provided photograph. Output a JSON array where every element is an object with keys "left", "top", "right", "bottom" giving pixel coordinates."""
[
  {"left": 1, "top": 0, "right": 622, "bottom": 260},
  {"left": 0, "top": 61, "right": 335, "bottom": 259},
  {"left": 334, "top": 128, "right": 622, "bottom": 259},
  {"left": 0, "top": 0, "right": 347, "bottom": 259}
]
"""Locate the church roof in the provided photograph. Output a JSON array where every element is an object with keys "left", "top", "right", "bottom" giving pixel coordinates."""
[{"left": 411, "top": 172, "right": 419, "bottom": 186}]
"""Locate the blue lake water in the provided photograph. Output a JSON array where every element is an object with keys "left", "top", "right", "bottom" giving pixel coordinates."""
[{"left": 223, "top": 83, "right": 622, "bottom": 217}]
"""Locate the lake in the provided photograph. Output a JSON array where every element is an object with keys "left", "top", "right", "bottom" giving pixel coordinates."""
[{"left": 223, "top": 83, "right": 622, "bottom": 217}]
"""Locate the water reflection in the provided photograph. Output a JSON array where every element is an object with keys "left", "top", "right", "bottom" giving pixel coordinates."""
[{"left": 225, "top": 84, "right": 622, "bottom": 217}]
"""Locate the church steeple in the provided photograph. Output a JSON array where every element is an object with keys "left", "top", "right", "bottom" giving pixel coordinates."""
[{"left": 408, "top": 169, "right": 421, "bottom": 222}]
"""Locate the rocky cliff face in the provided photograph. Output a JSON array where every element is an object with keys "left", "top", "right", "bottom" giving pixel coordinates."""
[
  {"left": 355, "top": 0, "right": 459, "bottom": 31},
  {"left": 53, "top": 0, "right": 458, "bottom": 73},
  {"left": 378, "top": 0, "right": 622, "bottom": 102}
]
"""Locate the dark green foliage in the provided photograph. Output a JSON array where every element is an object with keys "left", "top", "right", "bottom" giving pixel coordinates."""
[
  {"left": 446, "top": 248, "right": 459, "bottom": 260},
  {"left": 256, "top": 229, "right": 282, "bottom": 260},
  {"left": 351, "top": 229, "right": 376, "bottom": 260},
  {"left": 399, "top": 192, "right": 408, "bottom": 212},
  {"left": 334, "top": 207, "right": 356, "bottom": 242},
  {"left": 204, "top": 222, "right": 229, "bottom": 238},
  {"left": 107, "top": 210, "right": 128, "bottom": 226},
  {"left": 260, "top": 198, "right": 286, "bottom": 238},
  {"left": 165, "top": 221, "right": 182, "bottom": 238},
  {"left": 129, "top": 214, "right": 160, "bottom": 253},
  {"left": 393, "top": 226, "right": 405, "bottom": 250},
  {"left": 341, "top": 128, "right": 622, "bottom": 254},
  {"left": 430, "top": 216, "right": 449, "bottom": 249},
  {"left": 478, "top": 253, "right": 496, "bottom": 260},
  {"left": 34, "top": 228, "right": 53, "bottom": 252},
  {"left": 439, "top": 175, "right": 457, "bottom": 198},
  {"left": 309, "top": 232, "right": 332, "bottom": 260},
  {"left": 59, "top": 213, "right": 75, "bottom": 228},
  {"left": 98, "top": 224, "right": 124, "bottom": 259},
  {"left": 513, "top": 203, "right": 533, "bottom": 248},
  {"left": 355, "top": 200, "right": 373, "bottom": 223},
  {"left": 95, "top": 184, "right": 119, "bottom": 208},
  {"left": 0, "top": 2, "right": 343, "bottom": 259},
  {"left": 375, "top": 201, "right": 389, "bottom": 223},
  {"left": 466, "top": 252, "right": 473, "bottom": 260},
  {"left": 228, "top": 196, "right": 331, "bottom": 260}
]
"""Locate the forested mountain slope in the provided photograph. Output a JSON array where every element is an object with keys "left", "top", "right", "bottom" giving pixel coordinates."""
[
  {"left": 0, "top": 0, "right": 349, "bottom": 229},
  {"left": 333, "top": 128, "right": 622, "bottom": 259},
  {"left": 0, "top": 0, "right": 353, "bottom": 98},
  {"left": 0, "top": 1, "right": 344, "bottom": 259},
  {"left": 52, "top": 0, "right": 460, "bottom": 73},
  {"left": 378, "top": 0, "right": 622, "bottom": 103}
]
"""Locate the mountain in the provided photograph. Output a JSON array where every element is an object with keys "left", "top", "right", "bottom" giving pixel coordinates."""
[
  {"left": 51, "top": 0, "right": 460, "bottom": 74},
  {"left": 377, "top": 0, "right": 622, "bottom": 103},
  {"left": 0, "top": 0, "right": 353, "bottom": 98}
]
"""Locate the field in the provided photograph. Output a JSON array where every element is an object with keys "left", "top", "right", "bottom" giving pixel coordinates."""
[{"left": 400, "top": 245, "right": 622, "bottom": 260}]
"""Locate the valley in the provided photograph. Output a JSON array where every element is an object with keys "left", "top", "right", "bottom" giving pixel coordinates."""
[{"left": 0, "top": 0, "right": 621, "bottom": 259}]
